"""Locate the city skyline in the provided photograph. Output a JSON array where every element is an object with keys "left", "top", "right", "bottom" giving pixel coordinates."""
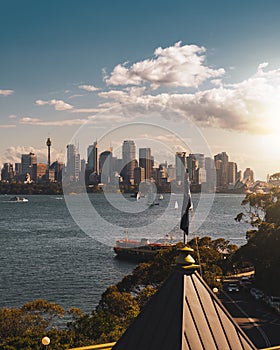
[
  {"left": 1, "top": 1, "right": 280, "bottom": 181},
  {"left": 1, "top": 136, "right": 254, "bottom": 189}
]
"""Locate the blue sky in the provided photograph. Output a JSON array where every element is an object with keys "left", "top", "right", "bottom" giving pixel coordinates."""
[{"left": 1, "top": 0, "right": 280, "bottom": 180}]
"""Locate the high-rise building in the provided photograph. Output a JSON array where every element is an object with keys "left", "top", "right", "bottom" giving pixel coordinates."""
[
  {"left": 187, "top": 154, "right": 199, "bottom": 183},
  {"left": 99, "top": 150, "right": 113, "bottom": 184},
  {"left": 50, "top": 161, "right": 64, "bottom": 182},
  {"left": 87, "top": 141, "right": 99, "bottom": 174},
  {"left": 228, "top": 161, "right": 237, "bottom": 184},
  {"left": 1, "top": 163, "right": 14, "bottom": 181},
  {"left": 21, "top": 152, "right": 37, "bottom": 179},
  {"left": 243, "top": 168, "right": 254, "bottom": 183},
  {"left": 175, "top": 152, "right": 186, "bottom": 182},
  {"left": 122, "top": 140, "right": 136, "bottom": 183},
  {"left": 35, "top": 163, "right": 48, "bottom": 180},
  {"left": 14, "top": 163, "right": 22, "bottom": 175},
  {"left": 193, "top": 153, "right": 205, "bottom": 169},
  {"left": 134, "top": 167, "right": 145, "bottom": 186},
  {"left": 66, "top": 144, "right": 80, "bottom": 182},
  {"left": 139, "top": 148, "right": 152, "bottom": 181},
  {"left": 205, "top": 157, "right": 216, "bottom": 191},
  {"left": 214, "top": 152, "right": 229, "bottom": 187}
]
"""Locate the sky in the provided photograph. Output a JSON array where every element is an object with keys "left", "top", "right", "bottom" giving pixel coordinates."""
[{"left": 1, "top": 0, "right": 280, "bottom": 180}]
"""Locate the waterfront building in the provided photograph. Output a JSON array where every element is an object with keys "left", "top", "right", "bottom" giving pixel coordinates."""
[
  {"left": 193, "top": 153, "right": 205, "bottom": 168},
  {"left": 122, "top": 140, "right": 136, "bottom": 183},
  {"left": 87, "top": 141, "right": 99, "bottom": 174},
  {"left": 228, "top": 161, "right": 238, "bottom": 184},
  {"left": 66, "top": 144, "right": 80, "bottom": 182},
  {"left": 167, "top": 164, "right": 176, "bottom": 182},
  {"left": 243, "top": 167, "right": 254, "bottom": 183},
  {"left": 175, "top": 152, "right": 186, "bottom": 183},
  {"left": 214, "top": 152, "right": 229, "bottom": 187},
  {"left": 134, "top": 166, "right": 145, "bottom": 186},
  {"left": 21, "top": 152, "right": 37, "bottom": 180},
  {"left": 36, "top": 163, "right": 48, "bottom": 180},
  {"left": 14, "top": 163, "right": 22, "bottom": 175},
  {"left": 1, "top": 163, "right": 14, "bottom": 182},
  {"left": 50, "top": 161, "right": 64, "bottom": 182},
  {"left": 100, "top": 150, "right": 113, "bottom": 184},
  {"left": 205, "top": 157, "right": 216, "bottom": 192},
  {"left": 139, "top": 147, "right": 152, "bottom": 181},
  {"left": 187, "top": 154, "right": 199, "bottom": 183},
  {"left": 237, "top": 170, "right": 242, "bottom": 182}
]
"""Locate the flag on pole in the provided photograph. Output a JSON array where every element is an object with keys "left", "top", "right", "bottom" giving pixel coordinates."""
[{"left": 180, "top": 169, "right": 193, "bottom": 243}]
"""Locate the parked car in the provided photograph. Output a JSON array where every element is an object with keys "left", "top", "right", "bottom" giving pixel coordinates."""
[
  {"left": 265, "top": 296, "right": 280, "bottom": 310},
  {"left": 239, "top": 276, "right": 252, "bottom": 289},
  {"left": 250, "top": 288, "right": 264, "bottom": 300},
  {"left": 227, "top": 283, "right": 240, "bottom": 293}
]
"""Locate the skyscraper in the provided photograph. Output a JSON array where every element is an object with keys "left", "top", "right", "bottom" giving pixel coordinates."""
[
  {"left": 99, "top": 150, "right": 113, "bottom": 184},
  {"left": 21, "top": 152, "right": 37, "bottom": 179},
  {"left": 122, "top": 140, "right": 136, "bottom": 183},
  {"left": 175, "top": 152, "right": 186, "bottom": 182},
  {"left": 66, "top": 144, "right": 80, "bottom": 182},
  {"left": 139, "top": 148, "right": 152, "bottom": 181},
  {"left": 87, "top": 141, "right": 99, "bottom": 174},
  {"left": 243, "top": 168, "right": 254, "bottom": 183},
  {"left": 228, "top": 161, "right": 237, "bottom": 184},
  {"left": 214, "top": 152, "right": 229, "bottom": 187}
]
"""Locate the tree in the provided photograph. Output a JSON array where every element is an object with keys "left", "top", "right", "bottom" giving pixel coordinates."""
[
  {"left": 234, "top": 190, "right": 280, "bottom": 295},
  {"left": 0, "top": 300, "right": 71, "bottom": 350}
]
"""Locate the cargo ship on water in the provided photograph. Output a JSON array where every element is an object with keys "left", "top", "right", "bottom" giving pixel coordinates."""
[{"left": 113, "top": 237, "right": 175, "bottom": 262}]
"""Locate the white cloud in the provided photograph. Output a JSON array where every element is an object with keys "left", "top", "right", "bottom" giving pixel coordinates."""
[
  {"left": 105, "top": 41, "right": 225, "bottom": 89},
  {"left": 35, "top": 99, "right": 74, "bottom": 111},
  {"left": 8, "top": 114, "right": 17, "bottom": 119},
  {"left": 78, "top": 84, "right": 100, "bottom": 92},
  {"left": 98, "top": 62, "right": 280, "bottom": 135},
  {"left": 0, "top": 89, "right": 14, "bottom": 96},
  {"left": 1, "top": 146, "right": 64, "bottom": 165},
  {"left": 0, "top": 124, "right": 16, "bottom": 128},
  {"left": 19, "top": 117, "right": 87, "bottom": 126}
]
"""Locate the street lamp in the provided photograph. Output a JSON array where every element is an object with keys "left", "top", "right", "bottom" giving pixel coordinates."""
[{"left": 42, "top": 336, "right": 50, "bottom": 347}]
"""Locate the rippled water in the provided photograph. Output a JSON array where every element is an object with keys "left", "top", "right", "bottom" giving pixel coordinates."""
[{"left": 0, "top": 193, "right": 249, "bottom": 312}]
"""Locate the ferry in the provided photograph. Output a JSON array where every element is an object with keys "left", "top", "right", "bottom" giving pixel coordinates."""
[{"left": 114, "top": 237, "right": 175, "bottom": 262}]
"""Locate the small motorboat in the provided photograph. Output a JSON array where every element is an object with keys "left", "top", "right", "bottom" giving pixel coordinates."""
[{"left": 10, "top": 196, "right": 28, "bottom": 202}]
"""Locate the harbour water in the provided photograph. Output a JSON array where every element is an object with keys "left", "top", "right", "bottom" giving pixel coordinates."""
[{"left": 0, "top": 193, "right": 249, "bottom": 313}]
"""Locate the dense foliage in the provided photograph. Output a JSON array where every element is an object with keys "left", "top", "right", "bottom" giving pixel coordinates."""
[
  {"left": 0, "top": 238, "right": 238, "bottom": 349},
  {"left": 234, "top": 188, "right": 280, "bottom": 295},
  {"left": 0, "top": 182, "right": 62, "bottom": 195}
]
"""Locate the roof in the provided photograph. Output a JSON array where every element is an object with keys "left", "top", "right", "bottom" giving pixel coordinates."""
[{"left": 112, "top": 265, "right": 257, "bottom": 350}]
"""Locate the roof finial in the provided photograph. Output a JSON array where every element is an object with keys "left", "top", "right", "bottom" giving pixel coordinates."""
[{"left": 175, "top": 246, "right": 200, "bottom": 272}]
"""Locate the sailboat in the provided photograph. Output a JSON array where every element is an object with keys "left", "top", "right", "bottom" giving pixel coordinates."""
[
  {"left": 159, "top": 194, "right": 164, "bottom": 200},
  {"left": 174, "top": 201, "right": 179, "bottom": 210}
]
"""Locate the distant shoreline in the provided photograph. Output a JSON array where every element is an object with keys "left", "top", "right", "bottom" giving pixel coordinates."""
[{"left": 0, "top": 181, "right": 249, "bottom": 196}]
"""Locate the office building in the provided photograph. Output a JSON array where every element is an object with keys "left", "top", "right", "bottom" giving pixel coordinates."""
[
  {"left": 87, "top": 141, "right": 99, "bottom": 174},
  {"left": 175, "top": 152, "right": 186, "bottom": 182},
  {"left": 66, "top": 144, "right": 80, "bottom": 182},
  {"left": 139, "top": 148, "right": 152, "bottom": 181},
  {"left": 228, "top": 161, "right": 237, "bottom": 184},
  {"left": 214, "top": 152, "right": 229, "bottom": 187},
  {"left": 99, "top": 150, "right": 113, "bottom": 184},
  {"left": 122, "top": 140, "right": 136, "bottom": 183},
  {"left": 21, "top": 152, "right": 37, "bottom": 180}
]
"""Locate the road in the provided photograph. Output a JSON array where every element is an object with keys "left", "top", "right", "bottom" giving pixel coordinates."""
[{"left": 220, "top": 281, "right": 280, "bottom": 349}]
